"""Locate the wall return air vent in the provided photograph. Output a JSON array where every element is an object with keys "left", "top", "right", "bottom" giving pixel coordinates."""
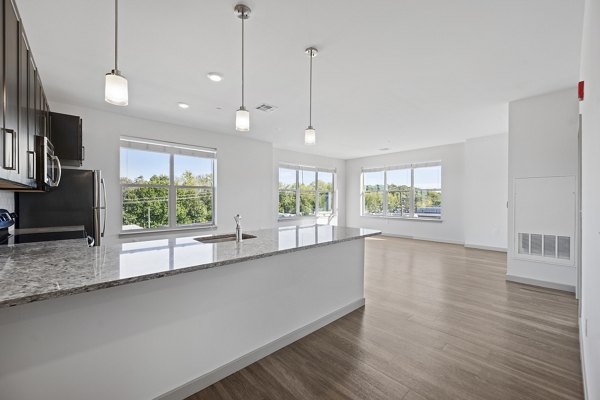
[{"left": 518, "top": 233, "right": 571, "bottom": 260}]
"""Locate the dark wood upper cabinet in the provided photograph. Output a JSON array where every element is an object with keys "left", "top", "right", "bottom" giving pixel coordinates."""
[
  {"left": 50, "top": 112, "right": 83, "bottom": 167},
  {"left": 4, "top": 0, "right": 18, "bottom": 134},
  {"left": 0, "top": 0, "right": 4, "bottom": 177},
  {"left": 0, "top": 0, "right": 52, "bottom": 189},
  {"left": 1, "top": 0, "right": 20, "bottom": 181}
]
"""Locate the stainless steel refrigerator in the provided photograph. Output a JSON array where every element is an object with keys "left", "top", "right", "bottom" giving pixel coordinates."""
[{"left": 15, "top": 169, "right": 106, "bottom": 246}]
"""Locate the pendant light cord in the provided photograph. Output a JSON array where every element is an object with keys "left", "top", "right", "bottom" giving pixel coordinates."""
[
  {"left": 114, "top": 0, "right": 118, "bottom": 71},
  {"left": 241, "top": 13, "right": 245, "bottom": 108},
  {"left": 309, "top": 50, "right": 313, "bottom": 126}
]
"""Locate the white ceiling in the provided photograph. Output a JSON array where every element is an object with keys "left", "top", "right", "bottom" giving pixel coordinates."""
[{"left": 16, "top": 0, "right": 584, "bottom": 159}]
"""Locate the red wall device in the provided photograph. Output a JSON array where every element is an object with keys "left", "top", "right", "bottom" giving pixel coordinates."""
[{"left": 579, "top": 81, "right": 585, "bottom": 101}]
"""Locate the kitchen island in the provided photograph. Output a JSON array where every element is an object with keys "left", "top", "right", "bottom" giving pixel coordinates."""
[{"left": 0, "top": 225, "right": 379, "bottom": 400}]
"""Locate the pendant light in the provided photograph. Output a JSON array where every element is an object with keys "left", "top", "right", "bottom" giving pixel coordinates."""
[
  {"left": 105, "top": 0, "right": 128, "bottom": 106},
  {"left": 304, "top": 47, "right": 318, "bottom": 145},
  {"left": 234, "top": 4, "right": 251, "bottom": 132}
]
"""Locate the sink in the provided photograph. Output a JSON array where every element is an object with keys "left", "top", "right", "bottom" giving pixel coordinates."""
[{"left": 194, "top": 233, "right": 257, "bottom": 244}]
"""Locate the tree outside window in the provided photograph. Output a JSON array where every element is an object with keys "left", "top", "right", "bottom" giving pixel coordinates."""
[
  {"left": 120, "top": 139, "right": 216, "bottom": 231},
  {"left": 361, "top": 163, "right": 442, "bottom": 219},
  {"left": 278, "top": 166, "right": 335, "bottom": 218}
]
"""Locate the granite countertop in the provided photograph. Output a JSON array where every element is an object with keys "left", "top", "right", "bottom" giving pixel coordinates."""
[{"left": 0, "top": 225, "right": 380, "bottom": 308}]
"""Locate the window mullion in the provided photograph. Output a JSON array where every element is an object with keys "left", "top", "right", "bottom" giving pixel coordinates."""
[
  {"left": 295, "top": 169, "right": 300, "bottom": 216},
  {"left": 169, "top": 154, "right": 176, "bottom": 227},
  {"left": 383, "top": 169, "right": 388, "bottom": 216},
  {"left": 315, "top": 171, "right": 320, "bottom": 214},
  {"left": 410, "top": 167, "right": 415, "bottom": 218}
]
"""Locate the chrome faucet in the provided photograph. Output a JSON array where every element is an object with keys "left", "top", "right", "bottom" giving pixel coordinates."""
[{"left": 234, "top": 214, "right": 242, "bottom": 242}]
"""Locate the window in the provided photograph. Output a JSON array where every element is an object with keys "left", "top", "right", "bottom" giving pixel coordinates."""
[
  {"left": 120, "top": 137, "right": 216, "bottom": 232},
  {"left": 278, "top": 165, "right": 335, "bottom": 218},
  {"left": 361, "top": 162, "right": 442, "bottom": 219}
]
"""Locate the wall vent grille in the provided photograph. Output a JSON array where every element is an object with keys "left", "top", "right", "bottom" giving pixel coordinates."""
[
  {"left": 256, "top": 104, "right": 278, "bottom": 112},
  {"left": 518, "top": 233, "right": 571, "bottom": 260}
]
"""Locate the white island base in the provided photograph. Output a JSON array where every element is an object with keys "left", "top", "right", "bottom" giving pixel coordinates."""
[{"left": 0, "top": 237, "right": 367, "bottom": 400}]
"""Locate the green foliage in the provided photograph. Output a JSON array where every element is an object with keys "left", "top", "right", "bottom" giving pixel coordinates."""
[
  {"left": 278, "top": 178, "right": 334, "bottom": 216},
  {"left": 318, "top": 192, "right": 333, "bottom": 212},
  {"left": 299, "top": 192, "right": 315, "bottom": 215},
  {"left": 365, "top": 184, "right": 384, "bottom": 192},
  {"left": 364, "top": 187, "right": 441, "bottom": 216},
  {"left": 364, "top": 192, "right": 384, "bottom": 214},
  {"left": 415, "top": 189, "right": 441, "bottom": 208},
  {"left": 279, "top": 192, "right": 296, "bottom": 215},
  {"left": 388, "top": 191, "right": 410, "bottom": 215},
  {"left": 121, "top": 171, "right": 212, "bottom": 229}
]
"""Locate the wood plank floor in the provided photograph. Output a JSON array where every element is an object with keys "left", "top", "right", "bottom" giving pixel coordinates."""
[{"left": 187, "top": 237, "right": 583, "bottom": 400}]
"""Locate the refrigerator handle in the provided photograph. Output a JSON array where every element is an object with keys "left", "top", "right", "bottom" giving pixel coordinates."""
[{"left": 101, "top": 177, "right": 107, "bottom": 238}]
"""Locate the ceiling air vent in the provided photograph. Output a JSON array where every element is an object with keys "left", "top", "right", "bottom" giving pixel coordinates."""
[{"left": 256, "top": 104, "right": 278, "bottom": 113}]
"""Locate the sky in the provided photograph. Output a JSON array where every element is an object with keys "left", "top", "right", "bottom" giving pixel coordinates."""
[
  {"left": 120, "top": 148, "right": 213, "bottom": 181},
  {"left": 279, "top": 168, "right": 333, "bottom": 188},
  {"left": 363, "top": 166, "right": 441, "bottom": 189}
]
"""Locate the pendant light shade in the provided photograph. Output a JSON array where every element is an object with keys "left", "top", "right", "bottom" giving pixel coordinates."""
[
  {"left": 304, "top": 47, "right": 318, "bottom": 145},
  {"left": 105, "top": 0, "right": 128, "bottom": 106},
  {"left": 236, "top": 107, "right": 250, "bottom": 131},
  {"left": 105, "top": 70, "right": 128, "bottom": 106},
  {"left": 304, "top": 126, "right": 316, "bottom": 145},
  {"left": 235, "top": 4, "right": 251, "bottom": 132}
]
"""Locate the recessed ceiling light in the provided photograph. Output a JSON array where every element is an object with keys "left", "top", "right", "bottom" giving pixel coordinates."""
[
  {"left": 178, "top": 102, "right": 189, "bottom": 109},
  {"left": 207, "top": 73, "right": 223, "bottom": 82}
]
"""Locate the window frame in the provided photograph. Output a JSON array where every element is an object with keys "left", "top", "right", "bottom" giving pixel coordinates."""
[
  {"left": 361, "top": 162, "right": 442, "bottom": 221},
  {"left": 120, "top": 137, "right": 217, "bottom": 234},
  {"left": 278, "top": 164, "right": 335, "bottom": 220}
]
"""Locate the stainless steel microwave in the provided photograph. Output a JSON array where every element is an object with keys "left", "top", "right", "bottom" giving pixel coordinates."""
[{"left": 35, "top": 136, "right": 61, "bottom": 188}]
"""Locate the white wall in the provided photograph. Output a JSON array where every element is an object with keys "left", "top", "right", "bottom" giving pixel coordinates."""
[
  {"left": 273, "top": 148, "right": 346, "bottom": 227},
  {"left": 579, "top": 0, "right": 600, "bottom": 397},
  {"left": 345, "top": 142, "right": 466, "bottom": 244},
  {"left": 51, "top": 102, "right": 275, "bottom": 242},
  {"left": 464, "top": 134, "right": 508, "bottom": 250},
  {"left": 507, "top": 88, "right": 579, "bottom": 289}
]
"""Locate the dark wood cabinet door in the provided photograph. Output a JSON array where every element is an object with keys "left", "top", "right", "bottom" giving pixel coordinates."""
[
  {"left": 35, "top": 75, "right": 46, "bottom": 137},
  {"left": 27, "top": 56, "right": 35, "bottom": 143},
  {"left": 50, "top": 112, "right": 83, "bottom": 166},
  {"left": 3, "top": 0, "right": 19, "bottom": 175},
  {"left": 43, "top": 93, "right": 49, "bottom": 139},
  {"left": 19, "top": 27, "right": 34, "bottom": 185},
  {"left": 0, "top": 0, "right": 4, "bottom": 179},
  {"left": 18, "top": 29, "right": 27, "bottom": 142}
]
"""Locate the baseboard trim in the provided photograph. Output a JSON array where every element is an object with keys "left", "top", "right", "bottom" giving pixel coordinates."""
[
  {"left": 464, "top": 243, "right": 507, "bottom": 252},
  {"left": 380, "top": 234, "right": 507, "bottom": 252},
  {"left": 380, "top": 233, "right": 464, "bottom": 246},
  {"left": 506, "top": 274, "right": 575, "bottom": 293},
  {"left": 155, "top": 298, "right": 366, "bottom": 400},
  {"left": 579, "top": 317, "right": 589, "bottom": 400}
]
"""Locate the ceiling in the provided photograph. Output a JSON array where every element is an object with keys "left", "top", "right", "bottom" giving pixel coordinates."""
[{"left": 15, "top": 0, "right": 584, "bottom": 159}]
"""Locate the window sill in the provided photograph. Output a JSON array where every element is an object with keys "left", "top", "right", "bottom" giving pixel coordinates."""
[
  {"left": 360, "top": 215, "right": 443, "bottom": 222},
  {"left": 119, "top": 224, "right": 217, "bottom": 237}
]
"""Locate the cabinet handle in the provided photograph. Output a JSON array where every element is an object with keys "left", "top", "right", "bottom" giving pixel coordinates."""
[
  {"left": 27, "top": 151, "right": 36, "bottom": 179},
  {"left": 82, "top": 145, "right": 85, "bottom": 161},
  {"left": 3, "top": 128, "right": 16, "bottom": 170}
]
